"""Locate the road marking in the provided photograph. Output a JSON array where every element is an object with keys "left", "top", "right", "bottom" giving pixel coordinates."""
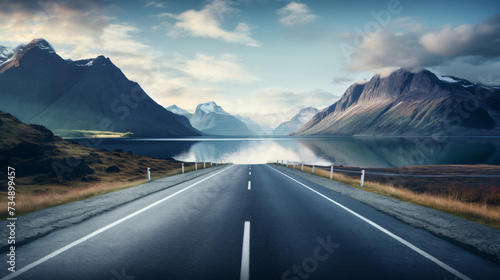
[
  {"left": 249, "top": 171, "right": 251, "bottom": 175},
  {"left": 1, "top": 165, "right": 235, "bottom": 280},
  {"left": 268, "top": 166, "right": 472, "bottom": 280},
  {"left": 240, "top": 221, "right": 250, "bottom": 280},
  {"left": 248, "top": 181, "right": 251, "bottom": 190}
]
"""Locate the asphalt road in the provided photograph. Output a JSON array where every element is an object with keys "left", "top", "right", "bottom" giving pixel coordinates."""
[{"left": 1, "top": 164, "right": 500, "bottom": 280}]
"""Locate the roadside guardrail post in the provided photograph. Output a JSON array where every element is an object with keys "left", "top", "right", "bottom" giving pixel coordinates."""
[
  {"left": 312, "top": 165, "right": 315, "bottom": 174},
  {"left": 182, "top": 163, "right": 184, "bottom": 174},
  {"left": 204, "top": 162, "right": 206, "bottom": 169},
  {"left": 330, "top": 166, "right": 333, "bottom": 180},
  {"left": 301, "top": 163, "right": 304, "bottom": 171},
  {"left": 147, "top": 167, "right": 151, "bottom": 182},
  {"left": 195, "top": 162, "right": 197, "bottom": 171},
  {"left": 361, "top": 170, "right": 365, "bottom": 187}
]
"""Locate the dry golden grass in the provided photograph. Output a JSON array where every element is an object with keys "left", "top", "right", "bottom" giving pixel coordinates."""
[
  {"left": 0, "top": 162, "right": 216, "bottom": 219},
  {"left": 281, "top": 164, "right": 500, "bottom": 230}
]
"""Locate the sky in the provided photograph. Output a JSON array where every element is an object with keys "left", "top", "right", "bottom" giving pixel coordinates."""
[{"left": 0, "top": 0, "right": 499, "bottom": 129}]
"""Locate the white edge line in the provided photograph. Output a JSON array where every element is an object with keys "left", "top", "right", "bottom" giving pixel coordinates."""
[
  {"left": 240, "top": 221, "right": 250, "bottom": 280},
  {"left": 1, "top": 165, "right": 235, "bottom": 280},
  {"left": 267, "top": 165, "right": 472, "bottom": 280},
  {"left": 248, "top": 181, "right": 251, "bottom": 190}
]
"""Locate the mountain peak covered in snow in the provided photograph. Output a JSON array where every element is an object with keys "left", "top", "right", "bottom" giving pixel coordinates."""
[
  {"left": 196, "top": 101, "right": 230, "bottom": 116},
  {"left": 28, "top": 38, "right": 55, "bottom": 53},
  {"left": 166, "top": 104, "right": 192, "bottom": 116},
  {"left": 272, "top": 107, "right": 319, "bottom": 135}
]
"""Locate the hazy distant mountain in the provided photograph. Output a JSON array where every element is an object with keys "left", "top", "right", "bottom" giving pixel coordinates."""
[
  {"left": 166, "top": 104, "right": 193, "bottom": 118},
  {"left": 189, "top": 101, "right": 253, "bottom": 135},
  {"left": 0, "top": 39, "right": 200, "bottom": 137},
  {"left": 292, "top": 69, "right": 500, "bottom": 136},
  {"left": 236, "top": 115, "right": 269, "bottom": 135},
  {"left": 272, "top": 107, "right": 319, "bottom": 135}
]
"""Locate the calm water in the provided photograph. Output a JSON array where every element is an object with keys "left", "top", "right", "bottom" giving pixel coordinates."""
[{"left": 69, "top": 136, "right": 500, "bottom": 168}]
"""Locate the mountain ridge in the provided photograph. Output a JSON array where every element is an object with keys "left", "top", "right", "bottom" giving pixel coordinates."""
[
  {"left": 0, "top": 38, "right": 200, "bottom": 137},
  {"left": 293, "top": 68, "right": 500, "bottom": 136}
]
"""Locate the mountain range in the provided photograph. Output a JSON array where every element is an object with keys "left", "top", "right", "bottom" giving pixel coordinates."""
[
  {"left": 272, "top": 107, "right": 319, "bottom": 135},
  {"left": 167, "top": 102, "right": 258, "bottom": 135},
  {"left": 292, "top": 68, "right": 500, "bottom": 136},
  {"left": 0, "top": 38, "right": 200, "bottom": 137}
]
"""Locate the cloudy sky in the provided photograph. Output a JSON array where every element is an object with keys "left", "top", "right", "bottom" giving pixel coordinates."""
[{"left": 0, "top": 0, "right": 499, "bottom": 128}]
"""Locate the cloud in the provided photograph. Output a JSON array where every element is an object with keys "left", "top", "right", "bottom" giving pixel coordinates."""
[
  {"left": 0, "top": 0, "right": 108, "bottom": 47},
  {"left": 160, "top": 0, "right": 261, "bottom": 47},
  {"left": 420, "top": 14, "right": 500, "bottom": 57},
  {"left": 175, "top": 53, "right": 259, "bottom": 83},
  {"left": 144, "top": 1, "right": 164, "bottom": 8},
  {"left": 342, "top": 14, "right": 500, "bottom": 81},
  {"left": 277, "top": 1, "right": 317, "bottom": 27}
]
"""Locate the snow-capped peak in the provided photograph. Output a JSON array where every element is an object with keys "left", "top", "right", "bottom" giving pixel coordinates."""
[
  {"left": 28, "top": 38, "right": 55, "bottom": 53},
  {"left": 294, "top": 107, "right": 319, "bottom": 123},
  {"left": 196, "top": 101, "right": 230, "bottom": 116},
  {"left": 166, "top": 105, "right": 192, "bottom": 116},
  {"left": 0, "top": 46, "right": 14, "bottom": 62}
]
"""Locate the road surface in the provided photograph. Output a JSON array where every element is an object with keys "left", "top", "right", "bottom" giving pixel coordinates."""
[{"left": 1, "top": 164, "right": 499, "bottom": 279}]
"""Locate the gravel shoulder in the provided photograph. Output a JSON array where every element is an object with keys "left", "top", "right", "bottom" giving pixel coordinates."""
[
  {"left": 272, "top": 164, "right": 500, "bottom": 264},
  {"left": 0, "top": 165, "right": 229, "bottom": 252}
]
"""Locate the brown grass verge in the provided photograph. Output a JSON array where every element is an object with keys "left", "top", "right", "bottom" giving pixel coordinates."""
[
  {"left": 279, "top": 164, "right": 500, "bottom": 230},
  {"left": 0, "top": 163, "right": 219, "bottom": 220}
]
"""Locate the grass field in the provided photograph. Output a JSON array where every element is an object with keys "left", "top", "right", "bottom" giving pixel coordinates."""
[
  {"left": 278, "top": 163, "right": 500, "bottom": 230},
  {"left": 0, "top": 155, "right": 216, "bottom": 219}
]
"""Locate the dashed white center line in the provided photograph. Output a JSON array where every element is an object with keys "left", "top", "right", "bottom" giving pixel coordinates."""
[
  {"left": 240, "top": 221, "right": 250, "bottom": 280},
  {"left": 249, "top": 171, "right": 251, "bottom": 175},
  {"left": 248, "top": 181, "right": 251, "bottom": 190}
]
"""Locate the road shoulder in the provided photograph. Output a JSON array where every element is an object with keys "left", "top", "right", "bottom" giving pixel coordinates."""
[{"left": 271, "top": 164, "right": 500, "bottom": 264}]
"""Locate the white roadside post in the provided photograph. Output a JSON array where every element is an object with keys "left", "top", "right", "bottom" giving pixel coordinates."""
[
  {"left": 293, "top": 162, "right": 295, "bottom": 169},
  {"left": 301, "top": 163, "right": 304, "bottom": 171},
  {"left": 330, "top": 166, "right": 333, "bottom": 180},
  {"left": 195, "top": 162, "right": 197, "bottom": 171},
  {"left": 182, "top": 163, "right": 184, "bottom": 174},
  {"left": 281, "top": 160, "right": 283, "bottom": 165},
  {"left": 147, "top": 167, "right": 151, "bottom": 182},
  {"left": 361, "top": 170, "right": 365, "bottom": 187},
  {"left": 312, "top": 165, "right": 315, "bottom": 174},
  {"left": 211, "top": 162, "right": 213, "bottom": 167},
  {"left": 204, "top": 162, "right": 206, "bottom": 169}
]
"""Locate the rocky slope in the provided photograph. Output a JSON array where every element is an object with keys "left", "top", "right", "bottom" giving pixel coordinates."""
[
  {"left": 292, "top": 69, "right": 500, "bottom": 136},
  {"left": 0, "top": 39, "right": 200, "bottom": 137}
]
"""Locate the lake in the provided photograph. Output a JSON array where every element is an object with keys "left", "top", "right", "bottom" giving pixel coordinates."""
[{"left": 68, "top": 136, "right": 500, "bottom": 168}]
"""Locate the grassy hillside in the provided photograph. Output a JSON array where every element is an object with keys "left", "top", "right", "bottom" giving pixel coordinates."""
[{"left": 0, "top": 111, "right": 201, "bottom": 218}]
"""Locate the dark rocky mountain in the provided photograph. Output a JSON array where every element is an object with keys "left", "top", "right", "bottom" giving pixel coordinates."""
[
  {"left": 0, "top": 39, "right": 200, "bottom": 137},
  {"left": 189, "top": 101, "right": 253, "bottom": 135},
  {"left": 272, "top": 107, "right": 318, "bottom": 135},
  {"left": 292, "top": 69, "right": 500, "bottom": 136}
]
